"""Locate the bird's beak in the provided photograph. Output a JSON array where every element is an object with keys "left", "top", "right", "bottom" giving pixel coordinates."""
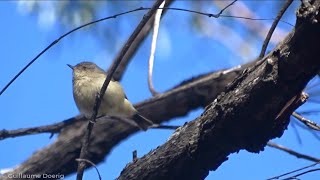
[{"left": 67, "top": 64, "right": 74, "bottom": 70}]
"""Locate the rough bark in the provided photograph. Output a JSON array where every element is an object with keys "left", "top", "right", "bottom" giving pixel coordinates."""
[
  {"left": 1, "top": 61, "right": 254, "bottom": 179},
  {"left": 117, "top": 1, "right": 320, "bottom": 180}
]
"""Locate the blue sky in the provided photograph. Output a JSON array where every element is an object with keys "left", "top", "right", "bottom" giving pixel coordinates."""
[{"left": 0, "top": 1, "right": 319, "bottom": 180}]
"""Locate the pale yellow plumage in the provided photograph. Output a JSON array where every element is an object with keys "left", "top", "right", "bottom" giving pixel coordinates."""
[{"left": 68, "top": 62, "right": 153, "bottom": 130}]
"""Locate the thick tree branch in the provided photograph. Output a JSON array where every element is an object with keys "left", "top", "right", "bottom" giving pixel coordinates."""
[{"left": 117, "top": 2, "right": 320, "bottom": 179}]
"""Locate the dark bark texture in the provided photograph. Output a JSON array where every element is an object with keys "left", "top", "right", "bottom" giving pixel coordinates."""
[{"left": 117, "top": 1, "right": 320, "bottom": 180}]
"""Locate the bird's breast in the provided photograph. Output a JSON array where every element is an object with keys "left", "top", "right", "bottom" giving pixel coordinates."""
[{"left": 73, "top": 77, "right": 127, "bottom": 117}]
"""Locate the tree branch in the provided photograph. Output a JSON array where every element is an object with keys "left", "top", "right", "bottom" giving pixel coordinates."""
[
  {"left": 267, "top": 161, "right": 320, "bottom": 180},
  {"left": 76, "top": 1, "right": 166, "bottom": 179},
  {"left": 109, "top": 0, "right": 173, "bottom": 81},
  {"left": 0, "top": 116, "right": 84, "bottom": 140},
  {"left": 258, "top": 0, "right": 294, "bottom": 59},
  {"left": 117, "top": 2, "right": 320, "bottom": 179},
  {"left": 267, "top": 141, "right": 320, "bottom": 162},
  {"left": 0, "top": 116, "right": 179, "bottom": 140},
  {"left": 292, "top": 112, "right": 320, "bottom": 131}
]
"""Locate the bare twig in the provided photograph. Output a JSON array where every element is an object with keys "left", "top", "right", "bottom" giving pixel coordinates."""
[
  {"left": 291, "top": 116, "right": 320, "bottom": 141},
  {"left": 222, "top": 15, "right": 293, "bottom": 26},
  {"left": 132, "top": 150, "right": 138, "bottom": 161},
  {"left": 282, "top": 168, "right": 320, "bottom": 180},
  {"left": 151, "top": 124, "right": 180, "bottom": 130},
  {"left": 259, "top": 0, "right": 293, "bottom": 59},
  {"left": 0, "top": 116, "right": 85, "bottom": 140},
  {"left": 76, "top": 1, "right": 166, "bottom": 179},
  {"left": 267, "top": 141, "right": 320, "bottom": 162},
  {"left": 151, "top": 2, "right": 238, "bottom": 19},
  {"left": 147, "top": 7, "right": 293, "bottom": 26},
  {"left": 266, "top": 162, "right": 320, "bottom": 180},
  {"left": 292, "top": 112, "right": 320, "bottom": 131},
  {"left": 147, "top": 0, "right": 166, "bottom": 96},
  {"left": 110, "top": 0, "right": 174, "bottom": 81},
  {"left": 218, "top": 0, "right": 238, "bottom": 15},
  {"left": 76, "top": 159, "right": 102, "bottom": 180}
]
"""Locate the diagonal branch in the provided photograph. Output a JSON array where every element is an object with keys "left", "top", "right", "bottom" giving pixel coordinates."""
[
  {"left": 292, "top": 112, "right": 320, "bottom": 131},
  {"left": 76, "top": 1, "right": 166, "bottom": 179},
  {"left": 258, "top": 0, "right": 294, "bottom": 59},
  {"left": 0, "top": 116, "right": 84, "bottom": 140},
  {"left": 0, "top": 116, "right": 178, "bottom": 140},
  {"left": 117, "top": 2, "right": 320, "bottom": 179},
  {"left": 109, "top": 0, "right": 173, "bottom": 81},
  {"left": 267, "top": 141, "right": 320, "bottom": 162},
  {"left": 267, "top": 161, "right": 320, "bottom": 180}
]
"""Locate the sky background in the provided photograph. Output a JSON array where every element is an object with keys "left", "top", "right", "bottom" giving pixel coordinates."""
[{"left": 0, "top": 1, "right": 319, "bottom": 180}]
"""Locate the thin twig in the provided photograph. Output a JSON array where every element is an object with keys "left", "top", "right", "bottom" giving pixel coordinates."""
[
  {"left": 218, "top": 0, "right": 238, "bottom": 15},
  {"left": 266, "top": 162, "right": 320, "bottom": 180},
  {"left": 282, "top": 168, "right": 320, "bottom": 180},
  {"left": 76, "top": 1, "right": 165, "bottom": 179},
  {"left": 151, "top": 124, "right": 180, "bottom": 130},
  {"left": 221, "top": 15, "right": 294, "bottom": 26},
  {"left": 267, "top": 141, "right": 320, "bottom": 162},
  {"left": 110, "top": 1, "right": 174, "bottom": 81},
  {"left": 148, "top": 7, "right": 294, "bottom": 26},
  {"left": 259, "top": 0, "right": 294, "bottom": 59},
  {"left": 132, "top": 150, "right": 138, "bottom": 161},
  {"left": 146, "top": 0, "right": 237, "bottom": 96},
  {"left": 0, "top": 116, "right": 85, "bottom": 140},
  {"left": 292, "top": 112, "right": 320, "bottom": 131},
  {"left": 76, "top": 159, "right": 102, "bottom": 180},
  {"left": 291, "top": 117, "right": 320, "bottom": 141},
  {"left": 148, "top": 1, "right": 166, "bottom": 96}
]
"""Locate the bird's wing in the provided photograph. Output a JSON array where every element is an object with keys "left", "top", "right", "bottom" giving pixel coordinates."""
[{"left": 110, "top": 80, "right": 128, "bottom": 100}]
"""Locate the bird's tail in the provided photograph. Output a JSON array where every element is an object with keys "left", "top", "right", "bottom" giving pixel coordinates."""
[{"left": 132, "top": 113, "right": 154, "bottom": 131}]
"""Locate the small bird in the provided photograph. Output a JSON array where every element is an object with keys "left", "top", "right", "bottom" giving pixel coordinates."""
[{"left": 68, "top": 61, "right": 154, "bottom": 131}]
